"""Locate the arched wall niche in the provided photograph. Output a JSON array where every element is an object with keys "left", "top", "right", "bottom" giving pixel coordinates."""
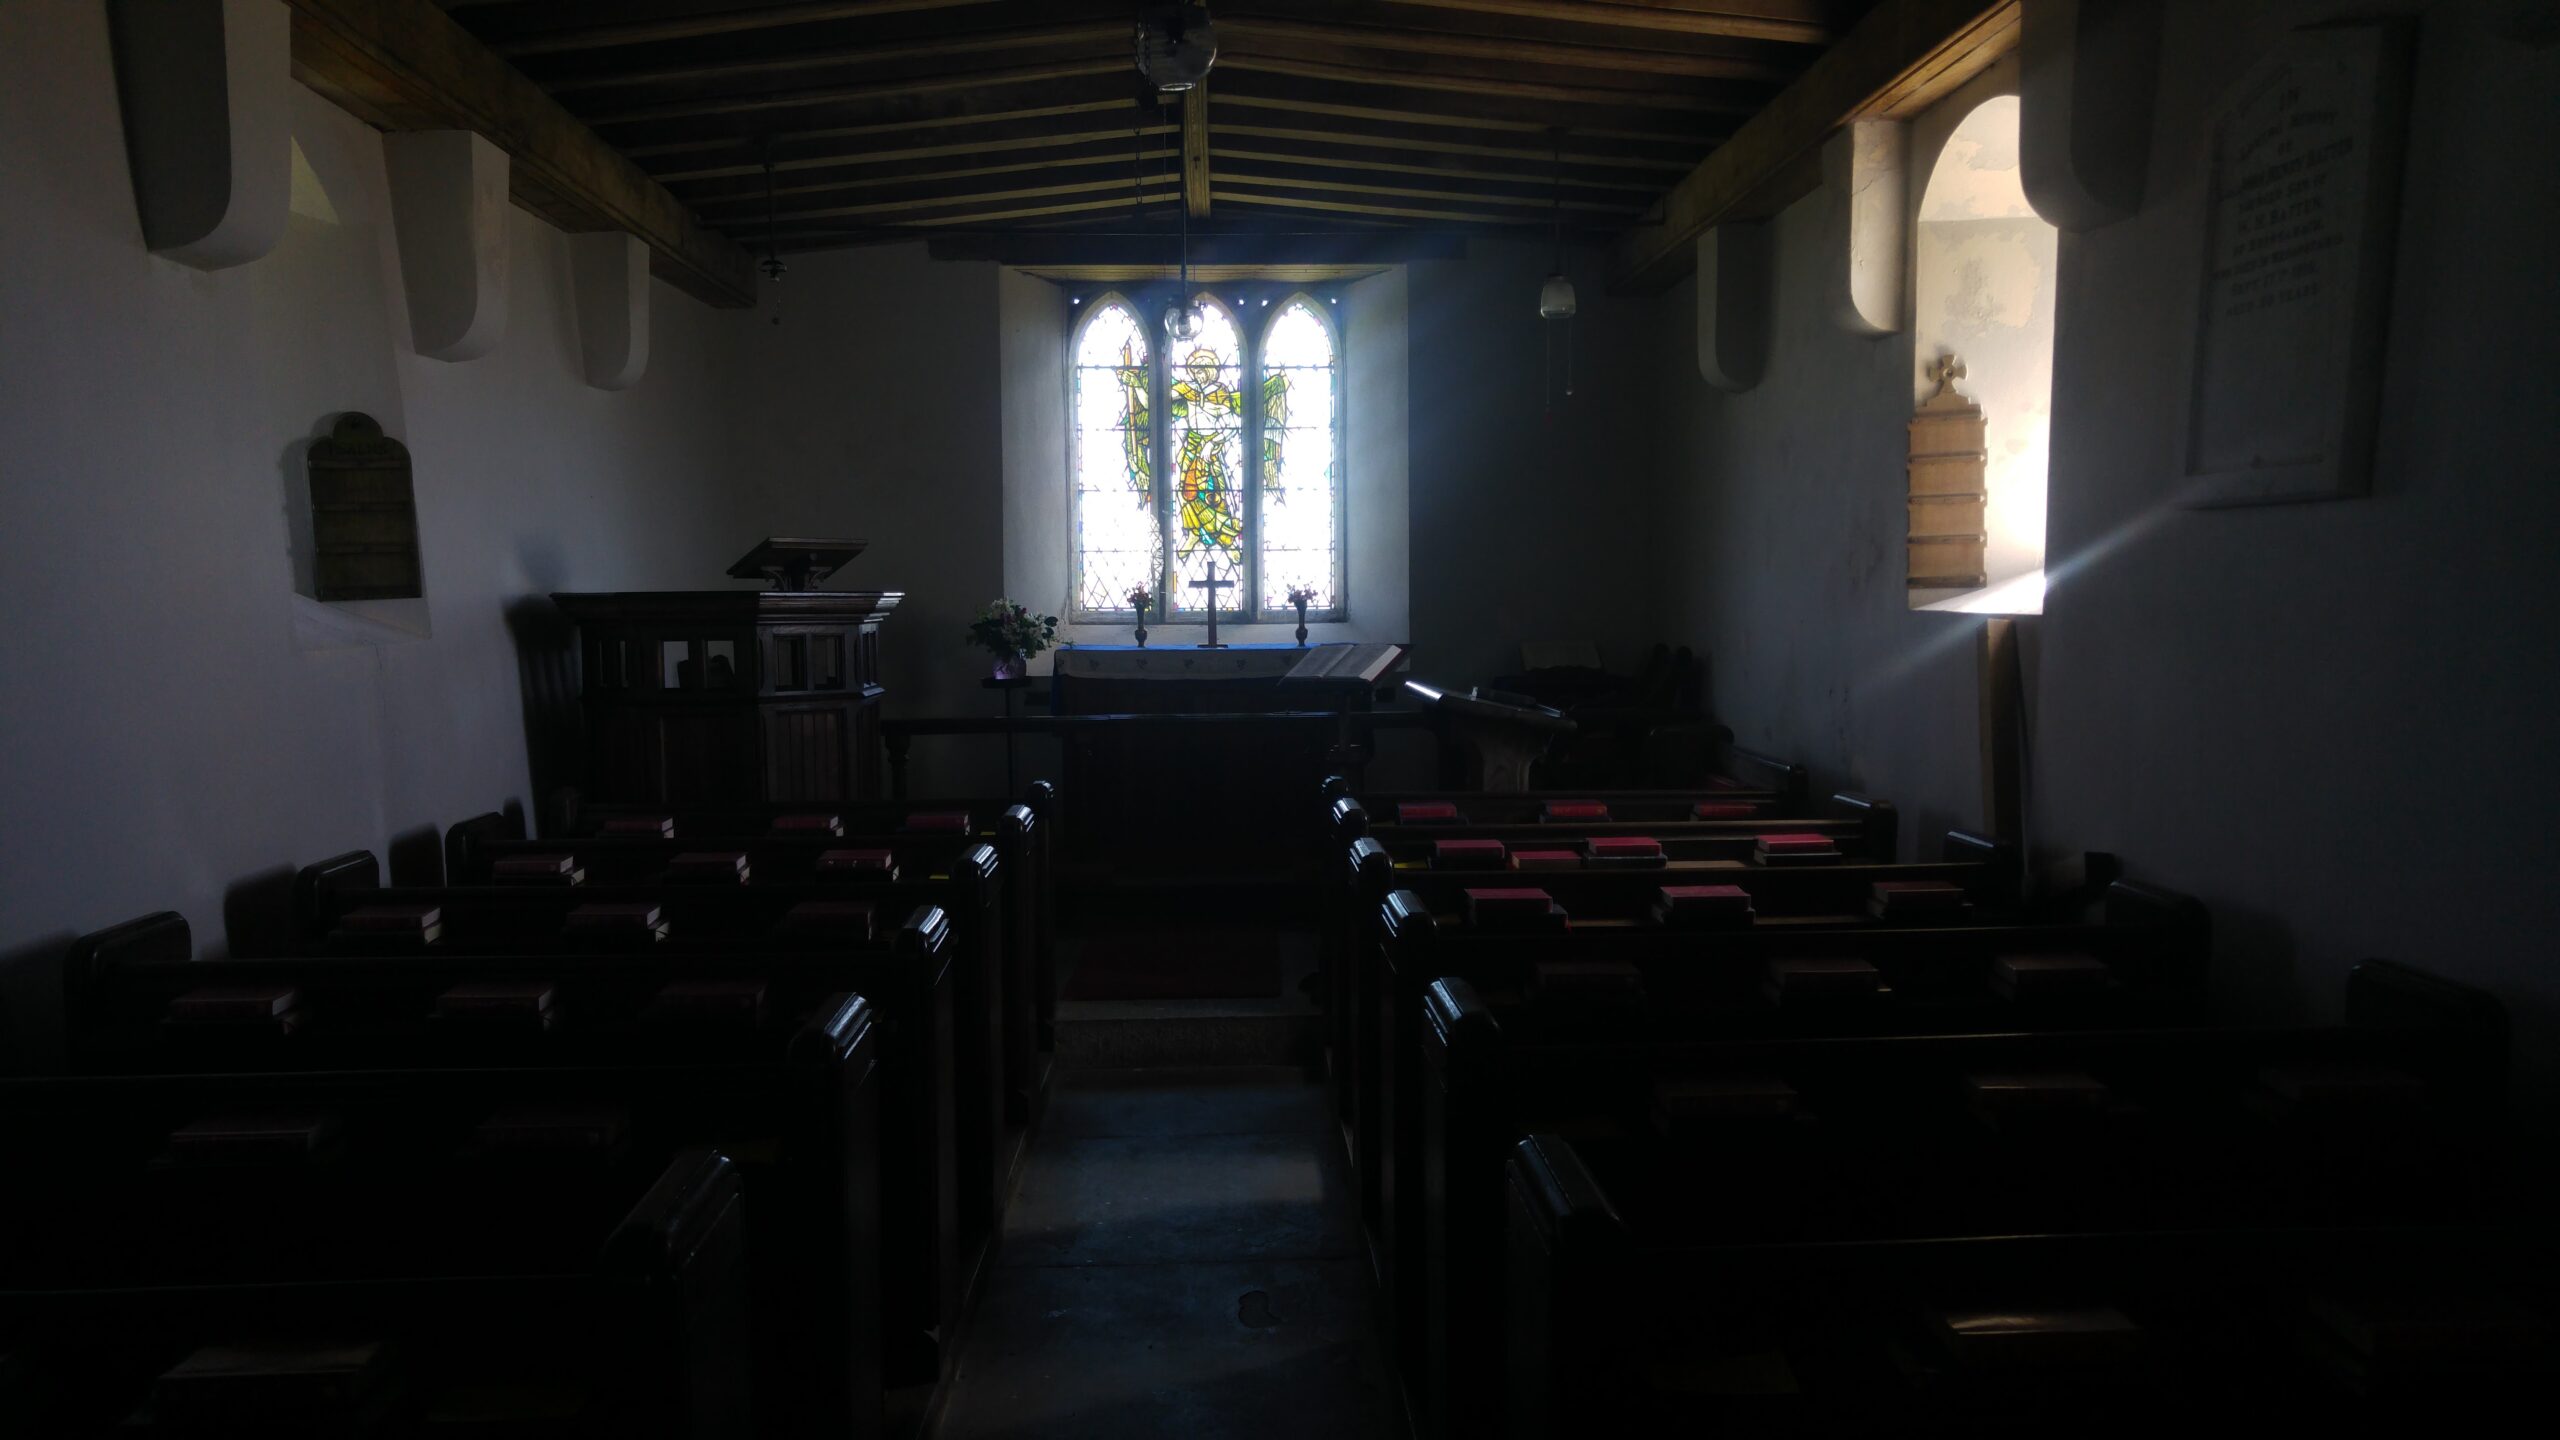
[{"left": 1906, "top": 62, "right": 2055, "bottom": 615}]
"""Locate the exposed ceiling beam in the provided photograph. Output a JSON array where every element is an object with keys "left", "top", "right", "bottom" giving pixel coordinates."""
[
  {"left": 1183, "top": 85, "right": 1212, "bottom": 219},
  {"left": 711, "top": 169, "right": 1164, "bottom": 223},
  {"left": 1210, "top": 73, "right": 1737, "bottom": 141},
  {"left": 283, "top": 0, "right": 758, "bottom": 307},
  {"left": 1215, "top": 53, "right": 1760, "bottom": 114},
  {"left": 579, "top": 58, "right": 1126, "bottom": 126},
  {"left": 1208, "top": 144, "right": 1667, "bottom": 192},
  {"left": 1378, "top": 0, "right": 1837, "bottom": 46},
  {"left": 1612, "top": 0, "right": 2019, "bottom": 291},
  {"left": 1218, "top": 16, "right": 1795, "bottom": 81},
  {"left": 1212, "top": 188, "right": 1562, "bottom": 227},
  {"left": 1216, "top": 168, "right": 1644, "bottom": 215},
  {"left": 684, "top": 143, "right": 1180, "bottom": 207},
  {"left": 660, "top": 124, "right": 1172, "bottom": 186},
  {"left": 628, "top": 99, "right": 1149, "bottom": 167},
  {"left": 531, "top": 23, "right": 1122, "bottom": 94},
  {"left": 490, "top": 0, "right": 1003, "bottom": 58},
  {"left": 1209, "top": 117, "right": 1696, "bottom": 172}
]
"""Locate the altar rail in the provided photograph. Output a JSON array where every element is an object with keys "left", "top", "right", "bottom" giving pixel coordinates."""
[{"left": 880, "top": 710, "right": 1430, "bottom": 801}]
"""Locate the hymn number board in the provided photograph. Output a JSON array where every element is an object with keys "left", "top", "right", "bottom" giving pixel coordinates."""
[{"left": 2183, "top": 20, "right": 2416, "bottom": 508}]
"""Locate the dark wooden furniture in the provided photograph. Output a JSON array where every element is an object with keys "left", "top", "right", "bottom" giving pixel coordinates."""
[
  {"left": 1422, "top": 958, "right": 2491, "bottom": 1440},
  {"left": 54, "top": 910, "right": 921, "bottom": 1432},
  {"left": 0, "top": 1086, "right": 752, "bottom": 1439},
  {"left": 551, "top": 589, "right": 900, "bottom": 806}
]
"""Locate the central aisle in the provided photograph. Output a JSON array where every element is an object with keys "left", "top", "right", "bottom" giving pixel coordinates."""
[{"left": 935, "top": 1066, "right": 1398, "bottom": 1440}]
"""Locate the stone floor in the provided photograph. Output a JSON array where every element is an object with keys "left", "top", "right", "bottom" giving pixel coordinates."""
[{"left": 934, "top": 1066, "right": 1398, "bottom": 1440}]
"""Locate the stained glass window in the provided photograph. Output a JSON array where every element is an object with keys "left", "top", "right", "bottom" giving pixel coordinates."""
[
  {"left": 1070, "top": 298, "right": 1158, "bottom": 615},
  {"left": 1257, "top": 296, "right": 1340, "bottom": 612},
  {"left": 1068, "top": 288, "right": 1346, "bottom": 623},
  {"left": 1167, "top": 297, "right": 1247, "bottom": 616}
]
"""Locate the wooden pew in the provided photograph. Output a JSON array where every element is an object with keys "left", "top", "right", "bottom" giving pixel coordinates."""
[
  {"left": 57, "top": 908, "right": 941, "bottom": 1426},
  {"left": 0, "top": 1100, "right": 752, "bottom": 1438},
  {"left": 1339, "top": 830, "right": 2031, "bottom": 1234},
  {"left": 1418, "top": 958, "right": 2498, "bottom": 1440},
  {"left": 1327, "top": 790, "right": 1895, "bottom": 860},
  {"left": 290, "top": 847, "right": 1020, "bottom": 1263},
  {"left": 1357, "top": 867, "right": 2195, "bottom": 1410},
  {"left": 449, "top": 801, "right": 1054, "bottom": 1136},
  {"left": 533, "top": 780, "right": 1059, "bottom": 1079},
  {"left": 1318, "top": 792, "right": 1909, "bottom": 1142},
  {"left": 1323, "top": 742, "right": 1812, "bottom": 817},
  {"left": 1499, "top": 1007, "right": 2546, "bottom": 1437}
]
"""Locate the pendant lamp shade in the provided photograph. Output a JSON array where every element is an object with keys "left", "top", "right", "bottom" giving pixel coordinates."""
[{"left": 1539, "top": 272, "right": 1577, "bottom": 319}]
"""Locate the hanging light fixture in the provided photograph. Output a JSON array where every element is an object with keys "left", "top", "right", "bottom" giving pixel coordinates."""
[
  {"left": 1540, "top": 130, "right": 1576, "bottom": 401},
  {"left": 1160, "top": 93, "right": 1202, "bottom": 342},
  {"left": 759, "top": 140, "right": 788, "bottom": 326}
]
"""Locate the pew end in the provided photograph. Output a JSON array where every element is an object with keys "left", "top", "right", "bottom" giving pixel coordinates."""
[
  {"left": 444, "top": 809, "right": 527, "bottom": 887},
  {"left": 291, "top": 851, "right": 382, "bottom": 950},
  {"left": 1828, "top": 792, "right": 1900, "bottom": 863}
]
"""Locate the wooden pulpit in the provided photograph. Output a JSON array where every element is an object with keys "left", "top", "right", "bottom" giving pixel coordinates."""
[{"left": 553, "top": 542, "right": 899, "bottom": 806}]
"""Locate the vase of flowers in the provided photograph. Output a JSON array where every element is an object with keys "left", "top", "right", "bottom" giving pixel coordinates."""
[
  {"left": 1126, "top": 585, "right": 1153, "bottom": 647},
  {"left": 965, "top": 598, "right": 1058, "bottom": 680},
  {"left": 1286, "top": 584, "right": 1318, "bottom": 646}
]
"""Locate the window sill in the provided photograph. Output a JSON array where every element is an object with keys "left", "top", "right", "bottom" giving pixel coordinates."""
[{"left": 293, "top": 594, "right": 433, "bottom": 651}]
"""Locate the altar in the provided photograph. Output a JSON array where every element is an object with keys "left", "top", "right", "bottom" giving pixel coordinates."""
[
  {"left": 1046, "top": 642, "right": 1407, "bottom": 884},
  {"left": 1049, "top": 643, "right": 1400, "bottom": 716}
]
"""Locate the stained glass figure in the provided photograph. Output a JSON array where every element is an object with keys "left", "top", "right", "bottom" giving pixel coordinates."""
[
  {"left": 1168, "top": 296, "right": 1247, "bottom": 614},
  {"left": 1071, "top": 298, "right": 1159, "bottom": 614},
  {"left": 1257, "top": 296, "right": 1341, "bottom": 613}
]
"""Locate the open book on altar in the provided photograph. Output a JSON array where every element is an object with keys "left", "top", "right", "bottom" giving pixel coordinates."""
[{"left": 1279, "top": 642, "right": 1406, "bottom": 685}]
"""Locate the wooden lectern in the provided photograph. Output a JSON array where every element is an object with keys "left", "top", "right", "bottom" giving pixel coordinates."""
[
  {"left": 553, "top": 541, "right": 899, "bottom": 806},
  {"left": 1405, "top": 678, "right": 1576, "bottom": 793}
]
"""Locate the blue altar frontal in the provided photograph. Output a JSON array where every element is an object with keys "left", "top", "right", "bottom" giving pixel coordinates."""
[{"left": 1053, "top": 644, "right": 1310, "bottom": 681}]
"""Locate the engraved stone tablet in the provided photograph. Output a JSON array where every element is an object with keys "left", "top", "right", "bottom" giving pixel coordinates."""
[{"left": 2182, "top": 21, "right": 2414, "bottom": 507}]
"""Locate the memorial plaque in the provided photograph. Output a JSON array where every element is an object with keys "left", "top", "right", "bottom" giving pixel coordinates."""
[{"left": 2182, "top": 21, "right": 2414, "bottom": 507}]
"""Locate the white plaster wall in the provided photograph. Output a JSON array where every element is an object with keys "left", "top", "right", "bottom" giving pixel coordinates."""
[
  {"left": 0, "top": 4, "right": 750, "bottom": 1047},
  {"left": 1654, "top": 0, "right": 2560, "bottom": 1114},
  {"left": 727, "top": 244, "right": 1008, "bottom": 792},
  {"left": 1408, "top": 238, "right": 1663, "bottom": 688}
]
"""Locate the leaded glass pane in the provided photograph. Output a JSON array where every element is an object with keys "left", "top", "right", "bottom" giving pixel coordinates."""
[
  {"left": 1258, "top": 297, "right": 1341, "bottom": 612},
  {"left": 1071, "top": 299, "right": 1159, "bottom": 614},
  {"left": 1168, "top": 296, "right": 1249, "bottom": 615}
]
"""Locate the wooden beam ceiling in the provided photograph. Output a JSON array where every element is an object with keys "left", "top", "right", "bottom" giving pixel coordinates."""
[
  {"left": 1382, "top": 1, "right": 1842, "bottom": 46},
  {"left": 1611, "top": 0, "right": 2016, "bottom": 291},
  {"left": 1182, "top": 86, "right": 1212, "bottom": 218},
  {"left": 291, "top": 0, "right": 758, "bottom": 306},
  {"left": 395, "top": 0, "right": 1925, "bottom": 260}
]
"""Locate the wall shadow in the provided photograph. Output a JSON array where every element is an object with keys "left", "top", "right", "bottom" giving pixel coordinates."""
[
  {"left": 387, "top": 823, "right": 444, "bottom": 887},
  {"left": 0, "top": 930, "right": 77, "bottom": 1074},
  {"left": 506, "top": 593, "right": 583, "bottom": 832},
  {"left": 221, "top": 864, "right": 303, "bottom": 960}
]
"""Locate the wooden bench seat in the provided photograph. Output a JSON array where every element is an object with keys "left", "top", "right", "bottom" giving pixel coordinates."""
[
  {"left": 0, "top": 1111, "right": 751, "bottom": 1439},
  {"left": 1415, "top": 958, "right": 2504, "bottom": 1440},
  {"left": 56, "top": 907, "right": 945, "bottom": 1424}
]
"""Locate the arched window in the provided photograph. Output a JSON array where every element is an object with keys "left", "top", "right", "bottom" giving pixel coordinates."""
[
  {"left": 1257, "top": 295, "right": 1341, "bottom": 613},
  {"left": 1068, "top": 288, "right": 1346, "bottom": 624},
  {"left": 1070, "top": 296, "right": 1158, "bottom": 616},
  {"left": 1909, "top": 93, "right": 2053, "bottom": 614}
]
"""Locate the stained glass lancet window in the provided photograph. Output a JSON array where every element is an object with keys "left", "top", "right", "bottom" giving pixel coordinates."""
[
  {"left": 1070, "top": 298, "right": 1158, "bottom": 615},
  {"left": 1257, "top": 296, "right": 1341, "bottom": 613},
  {"left": 1167, "top": 296, "right": 1248, "bottom": 617},
  {"left": 1068, "top": 288, "right": 1346, "bottom": 623}
]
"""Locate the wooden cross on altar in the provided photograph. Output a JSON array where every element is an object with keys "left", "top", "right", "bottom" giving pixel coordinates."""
[{"left": 1190, "top": 557, "right": 1234, "bottom": 649}]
